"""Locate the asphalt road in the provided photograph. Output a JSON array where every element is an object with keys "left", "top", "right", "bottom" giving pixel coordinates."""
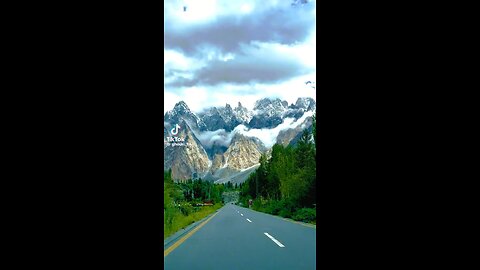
[{"left": 164, "top": 203, "right": 316, "bottom": 270}]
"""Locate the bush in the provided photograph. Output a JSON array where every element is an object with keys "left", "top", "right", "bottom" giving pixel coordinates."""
[
  {"left": 178, "top": 203, "right": 194, "bottom": 216},
  {"left": 265, "top": 200, "right": 282, "bottom": 215},
  {"left": 292, "top": 208, "right": 316, "bottom": 223},
  {"left": 252, "top": 199, "right": 263, "bottom": 211},
  {"left": 277, "top": 198, "right": 299, "bottom": 218},
  {"left": 164, "top": 205, "right": 178, "bottom": 228},
  {"left": 278, "top": 208, "right": 293, "bottom": 218}
]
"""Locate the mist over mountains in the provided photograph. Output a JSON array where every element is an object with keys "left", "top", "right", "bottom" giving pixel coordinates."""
[{"left": 164, "top": 97, "right": 315, "bottom": 183}]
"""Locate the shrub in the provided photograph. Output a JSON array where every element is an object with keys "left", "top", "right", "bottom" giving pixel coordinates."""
[
  {"left": 276, "top": 198, "right": 300, "bottom": 218},
  {"left": 292, "top": 208, "right": 316, "bottom": 223},
  {"left": 265, "top": 200, "right": 282, "bottom": 215},
  {"left": 252, "top": 199, "right": 263, "bottom": 211},
  {"left": 178, "top": 203, "right": 194, "bottom": 216},
  {"left": 279, "top": 208, "right": 293, "bottom": 218}
]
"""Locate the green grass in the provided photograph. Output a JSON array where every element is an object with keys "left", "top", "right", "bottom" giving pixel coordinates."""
[
  {"left": 248, "top": 199, "right": 316, "bottom": 225},
  {"left": 164, "top": 203, "right": 222, "bottom": 240}
]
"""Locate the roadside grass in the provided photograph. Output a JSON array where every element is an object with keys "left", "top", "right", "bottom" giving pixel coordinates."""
[
  {"left": 164, "top": 203, "right": 222, "bottom": 240},
  {"left": 242, "top": 198, "right": 316, "bottom": 225}
]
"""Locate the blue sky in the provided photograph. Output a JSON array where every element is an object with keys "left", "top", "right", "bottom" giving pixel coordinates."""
[{"left": 164, "top": 0, "right": 316, "bottom": 113}]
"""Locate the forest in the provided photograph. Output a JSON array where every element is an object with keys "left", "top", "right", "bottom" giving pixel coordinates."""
[{"left": 238, "top": 114, "right": 316, "bottom": 223}]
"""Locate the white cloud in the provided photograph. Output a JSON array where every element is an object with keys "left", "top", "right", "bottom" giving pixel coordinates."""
[
  {"left": 164, "top": 0, "right": 316, "bottom": 114},
  {"left": 240, "top": 3, "right": 254, "bottom": 14},
  {"left": 165, "top": 0, "right": 289, "bottom": 26},
  {"left": 189, "top": 110, "right": 314, "bottom": 150},
  {"left": 233, "top": 111, "right": 314, "bottom": 148},
  {"left": 191, "top": 129, "right": 235, "bottom": 149},
  {"left": 164, "top": 74, "right": 316, "bottom": 114},
  {"left": 165, "top": 0, "right": 219, "bottom": 25}
]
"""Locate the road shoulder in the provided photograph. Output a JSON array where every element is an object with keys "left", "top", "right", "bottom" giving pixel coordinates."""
[
  {"left": 239, "top": 206, "right": 316, "bottom": 229},
  {"left": 164, "top": 206, "right": 223, "bottom": 250}
]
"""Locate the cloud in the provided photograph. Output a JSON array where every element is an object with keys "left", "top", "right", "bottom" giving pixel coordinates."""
[
  {"left": 166, "top": 41, "right": 314, "bottom": 87},
  {"left": 233, "top": 111, "right": 314, "bottom": 148},
  {"left": 164, "top": 2, "right": 315, "bottom": 55},
  {"left": 191, "top": 129, "right": 236, "bottom": 149},
  {"left": 163, "top": 0, "right": 316, "bottom": 114},
  {"left": 164, "top": 74, "right": 317, "bottom": 114},
  {"left": 189, "top": 110, "right": 314, "bottom": 149}
]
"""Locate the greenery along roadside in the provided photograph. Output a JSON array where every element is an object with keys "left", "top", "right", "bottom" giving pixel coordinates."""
[
  {"left": 238, "top": 114, "right": 316, "bottom": 224},
  {"left": 164, "top": 170, "right": 238, "bottom": 239}
]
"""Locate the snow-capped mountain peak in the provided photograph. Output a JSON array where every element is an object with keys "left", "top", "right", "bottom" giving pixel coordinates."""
[
  {"left": 164, "top": 97, "right": 315, "bottom": 181},
  {"left": 253, "top": 98, "right": 288, "bottom": 117},
  {"left": 233, "top": 102, "right": 253, "bottom": 124},
  {"left": 295, "top": 97, "right": 316, "bottom": 110}
]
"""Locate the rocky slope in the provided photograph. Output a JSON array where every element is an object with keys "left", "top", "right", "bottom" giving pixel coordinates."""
[
  {"left": 164, "top": 97, "right": 315, "bottom": 182},
  {"left": 164, "top": 120, "right": 211, "bottom": 180}
]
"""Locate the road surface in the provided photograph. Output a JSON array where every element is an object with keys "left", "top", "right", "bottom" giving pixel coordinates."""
[{"left": 164, "top": 204, "right": 316, "bottom": 270}]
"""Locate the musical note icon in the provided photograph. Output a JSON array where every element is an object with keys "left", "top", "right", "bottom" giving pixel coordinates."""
[{"left": 170, "top": 124, "right": 181, "bottom": 136}]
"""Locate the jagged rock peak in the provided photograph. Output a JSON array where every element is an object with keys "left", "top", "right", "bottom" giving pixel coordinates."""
[
  {"left": 254, "top": 98, "right": 288, "bottom": 110},
  {"left": 174, "top": 101, "right": 189, "bottom": 110},
  {"left": 295, "top": 97, "right": 316, "bottom": 110}
]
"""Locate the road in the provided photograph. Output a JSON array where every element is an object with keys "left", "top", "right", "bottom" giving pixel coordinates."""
[{"left": 164, "top": 203, "right": 316, "bottom": 270}]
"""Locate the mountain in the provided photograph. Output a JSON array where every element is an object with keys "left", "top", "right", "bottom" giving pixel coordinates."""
[
  {"left": 233, "top": 102, "right": 253, "bottom": 124},
  {"left": 294, "top": 97, "right": 316, "bottom": 111},
  {"left": 222, "top": 133, "right": 266, "bottom": 170},
  {"left": 164, "top": 120, "right": 211, "bottom": 180},
  {"left": 284, "top": 97, "right": 316, "bottom": 120},
  {"left": 276, "top": 114, "right": 314, "bottom": 146},
  {"left": 164, "top": 97, "right": 315, "bottom": 182},
  {"left": 248, "top": 98, "right": 289, "bottom": 129},
  {"left": 204, "top": 133, "right": 266, "bottom": 182},
  {"left": 165, "top": 101, "right": 206, "bottom": 131},
  {"left": 198, "top": 104, "right": 241, "bottom": 132},
  {"left": 198, "top": 102, "right": 252, "bottom": 132}
]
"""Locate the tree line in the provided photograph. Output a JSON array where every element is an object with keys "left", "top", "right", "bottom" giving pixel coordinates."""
[
  {"left": 164, "top": 171, "right": 240, "bottom": 238},
  {"left": 239, "top": 114, "right": 316, "bottom": 222}
]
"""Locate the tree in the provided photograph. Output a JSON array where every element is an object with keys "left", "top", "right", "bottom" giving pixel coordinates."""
[
  {"left": 294, "top": 129, "right": 316, "bottom": 207},
  {"left": 312, "top": 113, "right": 316, "bottom": 146}
]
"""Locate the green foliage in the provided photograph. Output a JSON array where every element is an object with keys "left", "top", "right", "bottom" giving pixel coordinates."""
[
  {"left": 238, "top": 123, "right": 317, "bottom": 222},
  {"left": 278, "top": 210, "right": 292, "bottom": 218},
  {"left": 264, "top": 200, "right": 283, "bottom": 215},
  {"left": 312, "top": 113, "right": 316, "bottom": 146},
  {"left": 164, "top": 173, "right": 228, "bottom": 238},
  {"left": 292, "top": 208, "right": 316, "bottom": 223},
  {"left": 252, "top": 199, "right": 263, "bottom": 210},
  {"left": 178, "top": 203, "right": 194, "bottom": 216},
  {"left": 164, "top": 203, "right": 222, "bottom": 239}
]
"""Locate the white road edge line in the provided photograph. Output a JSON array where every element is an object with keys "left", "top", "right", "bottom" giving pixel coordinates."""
[
  {"left": 264, "top": 233, "right": 285, "bottom": 247},
  {"left": 246, "top": 218, "right": 252, "bottom": 222}
]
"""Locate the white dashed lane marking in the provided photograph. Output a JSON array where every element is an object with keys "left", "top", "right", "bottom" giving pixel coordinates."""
[
  {"left": 264, "top": 233, "right": 285, "bottom": 248},
  {"left": 246, "top": 218, "right": 252, "bottom": 223}
]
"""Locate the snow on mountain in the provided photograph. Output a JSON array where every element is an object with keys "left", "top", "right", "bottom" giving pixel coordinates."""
[
  {"left": 164, "top": 101, "right": 206, "bottom": 131},
  {"left": 164, "top": 97, "right": 315, "bottom": 182},
  {"left": 233, "top": 102, "right": 253, "bottom": 124},
  {"left": 252, "top": 98, "right": 288, "bottom": 118}
]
